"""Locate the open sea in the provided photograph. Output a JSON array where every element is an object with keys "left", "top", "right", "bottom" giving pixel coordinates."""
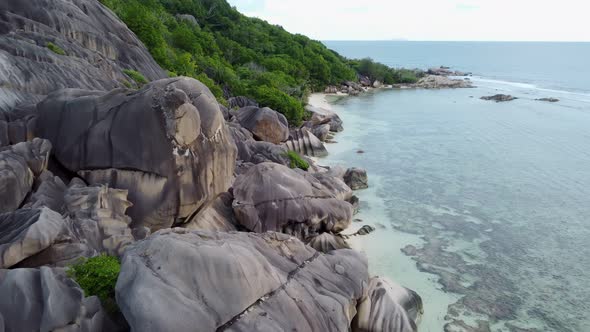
[{"left": 319, "top": 41, "right": 590, "bottom": 332}]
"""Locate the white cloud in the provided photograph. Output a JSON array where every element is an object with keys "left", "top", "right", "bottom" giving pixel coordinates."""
[{"left": 227, "top": 0, "right": 590, "bottom": 41}]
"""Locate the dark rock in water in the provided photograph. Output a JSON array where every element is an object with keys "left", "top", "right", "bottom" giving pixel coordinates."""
[
  {"left": 352, "top": 277, "right": 423, "bottom": 332},
  {"left": 480, "top": 94, "right": 518, "bottom": 102},
  {"left": 354, "top": 218, "right": 363, "bottom": 223},
  {"left": 283, "top": 127, "right": 328, "bottom": 157},
  {"left": 349, "top": 195, "right": 360, "bottom": 215},
  {"left": 0, "top": 266, "right": 108, "bottom": 331},
  {"left": 235, "top": 106, "right": 289, "bottom": 144},
  {"left": 342, "top": 225, "right": 376, "bottom": 239},
  {"left": 228, "top": 96, "right": 259, "bottom": 109},
  {"left": 303, "top": 122, "right": 330, "bottom": 142},
  {"left": 402, "top": 245, "right": 418, "bottom": 256},
  {"left": 228, "top": 122, "right": 290, "bottom": 167},
  {"left": 0, "top": 0, "right": 167, "bottom": 112},
  {"left": 357, "top": 150, "right": 365, "bottom": 154},
  {"left": 536, "top": 97, "right": 559, "bottom": 102},
  {"left": 306, "top": 232, "right": 351, "bottom": 253},
  {"left": 344, "top": 167, "right": 369, "bottom": 190},
  {"left": 116, "top": 229, "right": 368, "bottom": 332},
  {"left": 35, "top": 77, "right": 236, "bottom": 231},
  {"left": 305, "top": 105, "right": 343, "bottom": 132},
  {"left": 232, "top": 162, "right": 353, "bottom": 240}
]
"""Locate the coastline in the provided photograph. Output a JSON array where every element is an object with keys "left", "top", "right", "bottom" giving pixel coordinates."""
[{"left": 308, "top": 91, "right": 460, "bottom": 331}]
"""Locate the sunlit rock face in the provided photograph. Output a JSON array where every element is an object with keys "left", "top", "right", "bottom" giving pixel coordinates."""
[
  {"left": 0, "top": 0, "right": 167, "bottom": 112},
  {"left": 116, "top": 229, "right": 369, "bottom": 332},
  {"left": 35, "top": 77, "right": 237, "bottom": 230}
]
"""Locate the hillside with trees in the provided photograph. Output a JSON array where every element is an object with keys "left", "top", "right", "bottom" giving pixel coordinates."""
[{"left": 100, "top": 0, "right": 416, "bottom": 124}]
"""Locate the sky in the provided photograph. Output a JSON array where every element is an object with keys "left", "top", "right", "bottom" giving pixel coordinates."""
[{"left": 226, "top": 0, "right": 590, "bottom": 42}]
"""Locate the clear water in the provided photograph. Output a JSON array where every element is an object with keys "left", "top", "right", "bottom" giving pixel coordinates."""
[{"left": 319, "top": 42, "right": 590, "bottom": 332}]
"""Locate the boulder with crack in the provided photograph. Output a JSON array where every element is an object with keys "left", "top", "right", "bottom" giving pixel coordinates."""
[
  {"left": 183, "top": 192, "right": 237, "bottom": 232},
  {"left": 0, "top": 266, "right": 107, "bottom": 331},
  {"left": 116, "top": 228, "right": 369, "bottom": 332},
  {"left": 352, "top": 276, "right": 423, "bottom": 332},
  {"left": 35, "top": 77, "right": 237, "bottom": 231},
  {"left": 228, "top": 122, "right": 290, "bottom": 167},
  {"left": 232, "top": 162, "right": 353, "bottom": 240}
]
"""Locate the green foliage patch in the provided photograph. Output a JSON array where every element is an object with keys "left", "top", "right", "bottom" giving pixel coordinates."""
[
  {"left": 67, "top": 254, "right": 121, "bottom": 314},
  {"left": 285, "top": 150, "right": 309, "bottom": 171},
  {"left": 46, "top": 42, "right": 66, "bottom": 55},
  {"left": 123, "top": 69, "right": 148, "bottom": 85}
]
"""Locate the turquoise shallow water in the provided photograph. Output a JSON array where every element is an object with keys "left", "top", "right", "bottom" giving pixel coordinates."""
[{"left": 319, "top": 83, "right": 590, "bottom": 331}]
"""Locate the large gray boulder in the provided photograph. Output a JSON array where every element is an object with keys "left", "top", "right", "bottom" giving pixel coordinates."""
[
  {"left": 35, "top": 77, "right": 237, "bottom": 230},
  {"left": 232, "top": 162, "right": 353, "bottom": 240},
  {"left": 0, "top": 0, "right": 167, "bottom": 112},
  {"left": 116, "top": 228, "right": 369, "bottom": 332},
  {"left": 306, "top": 232, "right": 351, "bottom": 253},
  {"left": 0, "top": 208, "right": 67, "bottom": 269},
  {"left": 415, "top": 75, "right": 473, "bottom": 89},
  {"left": 305, "top": 105, "right": 343, "bottom": 132},
  {"left": 352, "top": 277, "right": 423, "bottom": 332},
  {"left": 235, "top": 106, "right": 289, "bottom": 144},
  {"left": 183, "top": 192, "right": 237, "bottom": 232},
  {"left": 344, "top": 167, "right": 369, "bottom": 190},
  {"left": 0, "top": 145, "right": 34, "bottom": 213},
  {"left": 228, "top": 122, "right": 290, "bottom": 167},
  {"left": 0, "top": 266, "right": 107, "bottom": 331},
  {"left": 283, "top": 128, "right": 328, "bottom": 157}
]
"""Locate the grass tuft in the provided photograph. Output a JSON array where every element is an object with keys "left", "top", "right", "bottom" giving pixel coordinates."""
[
  {"left": 285, "top": 150, "right": 309, "bottom": 171},
  {"left": 46, "top": 42, "right": 66, "bottom": 55}
]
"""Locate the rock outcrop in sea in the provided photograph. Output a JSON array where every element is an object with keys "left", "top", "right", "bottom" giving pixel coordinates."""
[
  {"left": 0, "top": 0, "right": 423, "bottom": 331},
  {"left": 481, "top": 94, "right": 518, "bottom": 102}
]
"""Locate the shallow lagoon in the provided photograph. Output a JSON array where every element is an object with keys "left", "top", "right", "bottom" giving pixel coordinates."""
[{"left": 320, "top": 82, "right": 590, "bottom": 331}]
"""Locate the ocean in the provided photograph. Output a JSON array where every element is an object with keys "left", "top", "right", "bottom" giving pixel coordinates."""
[{"left": 318, "top": 41, "right": 590, "bottom": 331}]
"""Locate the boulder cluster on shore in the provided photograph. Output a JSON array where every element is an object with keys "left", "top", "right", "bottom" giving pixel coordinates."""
[{"left": 0, "top": 1, "right": 423, "bottom": 331}]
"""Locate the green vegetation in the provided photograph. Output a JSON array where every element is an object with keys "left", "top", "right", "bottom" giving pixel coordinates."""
[
  {"left": 46, "top": 42, "right": 66, "bottom": 55},
  {"left": 350, "top": 58, "right": 419, "bottom": 84},
  {"left": 123, "top": 69, "right": 148, "bottom": 85},
  {"left": 285, "top": 151, "right": 309, "bottom": 171},
  {"left": 67, "top": 255, "right": 121, "bottom": 314},
  {"left": 99, "top": 0, "right": 414, "bottom": 124}
]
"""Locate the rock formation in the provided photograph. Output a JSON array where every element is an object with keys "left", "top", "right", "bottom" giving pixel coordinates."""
[
  {"left": 232, "top": 162, "right": 353, "bottom": 240},
  {"left": 228, "top": 96, "right": 259, "bottom": 109},
  {"left": 116, "top": 229, "right": 369, "bottom": 332},
  {"left": 228, "top": 122, "right": 290, "bottom": 167},
  {"left": 0, "top": 0, "right": 167, "bottom": 112},
  {"left": 0, "top": 266, "right": 107, "bottom": 331},
  {"left": 306, "top": 105, "right": 344, "bottom": 132},
  {"left": 235, "top": 106, "right": 289, "bottom": 144},
  {"left": 481, "top": 94, "right": 518, "bottom": 102},
  {"left": 35, "top": 77, "right": 236, "bottom": 230},
  {"left": 537, "top": 97, "right": 559, "bottom": 102},
  {"left": 344, "top": 167, "right": 369, "bottom": 190},
  {"left": 307, "top": 232, "right": 351, "bottom": 253},
  {"left": 283, "top": 128, "right": 328, "bottom": 157},
  {"left": 415, "top": 75, "right": 474, "bottom": 89},
  {"left": 352, "top": 277, "right": 423, "bottom": 332}
]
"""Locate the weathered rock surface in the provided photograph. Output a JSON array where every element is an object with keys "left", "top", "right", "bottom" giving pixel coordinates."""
[
  {"left": 228, "top": 96, "right": 258, "bottom": 109},
  {"left": 232, "top": 162, "right": 353, "bottom": 240},
  {"left": 183, "top": 192, "right": 237, "bottom": 232},
  {"left": 344, "top": 167, "right": 369, "bottom": 190},
  {"left": 36, "top": 77, "right": 236, "bottom": 230},
  {"left": 0, "top": 266, "right": 107, "bottom": 331},
  {"left": 0, "top": 145, "right": 34, "bottom": 213},
  {"left": 283, "top": 128, "right": 328, "bottom": 157},
  {"left": 116, "top": 228, "right": 369, "bottom": 332},
  {"left": 0, "top": 103, "right": 37, "bottom": 146},
  {"left": 306, "top": 105, "right": 344, "bottom": 132},
  {"left": 481, "top": 94, "right": 518, "bottom": 102},
  {"left": 0, "top": 208, "right": 67, "bottom": 268},
  {"left": 416, "top": 75, "right": 474, "bottom": 89},
  {"left": 307, "top": 232, "right": 351, "bottom": 253},
  {"left": 352, "top": 277, "right": 423, "bottom": 332},
  {"left": 235, "top": 106, "right": 289, "bottom": 144},
  {"left": 0, "top": 0, "right": 167, "bottom": 112},
  {"left": 229, "top": 122, "right": 290, "bottom": 167}
]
